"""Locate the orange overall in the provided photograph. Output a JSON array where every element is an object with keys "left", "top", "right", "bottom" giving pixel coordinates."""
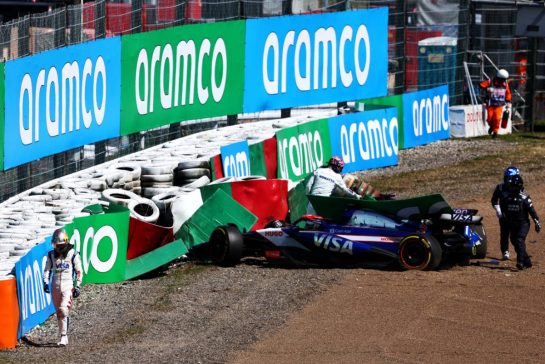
[{"left": 479, "top": 78, "right": 512, "bottom": 135}]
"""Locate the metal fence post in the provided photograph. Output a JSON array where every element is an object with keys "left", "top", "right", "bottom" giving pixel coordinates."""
[
  {"left": 454, "top": 0, "right": 470, "bottom": 106},
  {"left": 227, "top": 115, "right": 238, "bottom": 125},
  {"left": 529, "top": 37, "right": 537, "bottom": 131},
  {"left": 175, "top": 0, "right": 186, "bottom": 26},
  {"left": 18, "top": 15, "right": 30, "bottom": 58},
  {"left": 95, "top": 0, "right": 106, "bottom": 39},
  {"left": 281, "top": 108, "right": 291, "bottom": 118},
  {"left": 132, "top": 0, "right": 143, "bottom": 33},
  {"left": 395, "top": 0, "right": 406, "bottom": 93}
]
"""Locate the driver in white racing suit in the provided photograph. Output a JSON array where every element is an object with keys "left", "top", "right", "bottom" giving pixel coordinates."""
[
  {"left": 43, "top": 228, "right": 83, "bottom": 347},
  {"left": 307, "top": 156, "right": 361, "bottom": 198},
  {"left": 306, "top": 156, "right": 361, "bottom": 214}
]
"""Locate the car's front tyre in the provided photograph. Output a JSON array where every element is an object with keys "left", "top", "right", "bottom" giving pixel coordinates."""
[{"left": 209, "top": 225, "right": 244, "bottom": 266}]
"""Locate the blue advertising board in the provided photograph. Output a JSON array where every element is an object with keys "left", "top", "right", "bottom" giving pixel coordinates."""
[
  {"left": 243, "top": 8, "right": 388, "bottom": 112},
  {"left": 4, "top": 37, "right": 121, "bottom": 169},
  {"left": 220, "top": 140, "right": 251, "bottom": 178},
  {"left": 402, "top": 85, "right": 450, "bottom": 148},
  {"left": 15, "top": 237, "right": 55, "bottom": 338},
  {"left": 328, "top": 107, "right": 398, "bottom": 173}
]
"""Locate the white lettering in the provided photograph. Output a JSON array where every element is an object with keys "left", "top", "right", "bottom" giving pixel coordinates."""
[
  {"left": 263, "top": 24, "right": 371, "bottom": 94},
  {"left": 339, "top": 115, "right": 398, "bottom": 164},
  {"left": 412, "top": 93, "right": 450, "bottom": 137},
  {"left": 18, "top": 56, "right": 108, "bottom": 145},
  {"left": 136, "top": 37, "right": 228, "bottom": 114}
]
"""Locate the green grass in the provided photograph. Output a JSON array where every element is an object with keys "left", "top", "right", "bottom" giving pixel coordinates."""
[
  {"left": 365, "top": 132, "right": 545, "bottom": 202},
  {"left": 150, "top": 263, "right": 212, "bottom": 312}
]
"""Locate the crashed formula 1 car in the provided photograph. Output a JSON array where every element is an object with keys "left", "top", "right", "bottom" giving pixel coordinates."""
[{"left": 207, "top": 194, "right": 487, "bottom": 270}]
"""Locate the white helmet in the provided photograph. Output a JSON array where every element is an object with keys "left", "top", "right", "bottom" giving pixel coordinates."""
[{"left": 497, "top": 69, "right": 509, "bottom": 79}]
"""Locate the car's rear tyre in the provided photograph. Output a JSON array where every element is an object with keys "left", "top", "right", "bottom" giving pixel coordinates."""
[
  {"left": 399, "top": 235, "right": 442, "bottom": 270},
  {"left": 209, "top": 225, "right": 244, "bottom": 266},
  {"left": 473, "top": 224, "right": 488, "bottom": 259}
]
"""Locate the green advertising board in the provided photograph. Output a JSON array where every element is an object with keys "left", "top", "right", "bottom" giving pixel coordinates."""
[
  {"left": 67, "top": 206, "right": 130, "bottom": 284},
  {"left": 0, "top": 62, "right": 4, "bottom": 170},
  {"left": 121, "top": 21, "right": 246, "bottom": 135},
  {"left": 357, "top": 95, "right": 404, "bottom": 149},
  {"left": 276, "top": 118, "right": 332, "bottom": 182}
]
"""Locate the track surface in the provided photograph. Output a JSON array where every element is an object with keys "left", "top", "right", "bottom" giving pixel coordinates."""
[{"left": 231, "top": 197, "right": 545, "bottom": 364}]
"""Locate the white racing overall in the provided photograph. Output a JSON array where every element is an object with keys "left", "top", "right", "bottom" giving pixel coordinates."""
[{"left": 43, "top": 248, "right": 82, "bottom": 343}]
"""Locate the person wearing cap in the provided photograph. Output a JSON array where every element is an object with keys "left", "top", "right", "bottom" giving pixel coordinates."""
[
  {"left": 491, "top": 167, "right": 541, "bottom": 270},
  {"left": 43, "top": 228, "right": 83, "bottom": 347},
  {"left": 479, "top": 68, "right": 512, "bottom": 138}
]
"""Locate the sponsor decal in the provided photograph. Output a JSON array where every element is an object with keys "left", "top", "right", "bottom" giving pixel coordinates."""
[
  {"left": 134, "top": 39, "right": 228, "bottom": 115},
  {"left": 403, "top": 85, "right": 450, "bottom": 148},
  {"left": 313, "top": 233, "right": 353, "bottom": 255},
  {"left": 264, "top": 230, "right": 284, "bottom": 237},
  {"left": 71, "top": 225, "right": 119, "bottom": 274},
  {"left": 328, "top": 107, "right": 398, "bottom": 172},
  {"left": 15, "top": 238, "right": 56, "bottom": 338},
  {"left": 221, "top": 140, "right": 250, "bottom": 178},
  {"left": 244, "top": 8, "right": 388, "bottom": 111},
  {"left": 276, "top": 118, "right": 332, "bottom": 182},
  {"left": 277, "top": 129, "right": 325, "bottom": 180},
  {"left": 4, "top": 38, "right": 121, "bottom": 168}
]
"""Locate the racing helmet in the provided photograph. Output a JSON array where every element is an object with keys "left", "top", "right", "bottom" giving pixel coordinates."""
[
  {"left": 52, "top": 228, "right": 69, "bottom": 248},
  {"left": 328, "top": 156, "right": 345, "bottom": 173},
  {"left": 506, "top": 174, "right": 523, "bottom": 194},
  {"left": 497, "top": 69, "right": 509, "bottom": 80},
  {"left": 504, "top": 166, "right": 520, "bottom": 183}
]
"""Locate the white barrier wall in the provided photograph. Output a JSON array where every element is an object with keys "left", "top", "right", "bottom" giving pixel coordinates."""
[{"left": 449, "top": 105, "right": 511, "bottom": 138}]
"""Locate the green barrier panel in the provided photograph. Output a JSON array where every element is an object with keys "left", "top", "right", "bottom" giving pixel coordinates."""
[
  {"left": 308, "top": 193, "right": 452, "bottom": 222},
  {"left": 176, "top": 189, "right": 257, "bottom": 249},
  {"left": 0, "top": 62, "right": 4, "bottom": 170},
  {"left": 276, "top": 118, "right": 331, "bottom": 182},
  {"left": 356, "top": 95, "right": 404, "bottom": 148},
  {"left": 249, "top": 142, "right": 267, "bottom": 178},
  {"left": 68, "top": 205, "right": 130, "bottom": 284},
  {"left": 124, "top": 239, "right": 187, "bottom": 280},
  {"left": 288, "top": 178, "right": 311, "bottom": 223},
  {"left": 120, "top": 21, "right": 246, "bottom": 135}
]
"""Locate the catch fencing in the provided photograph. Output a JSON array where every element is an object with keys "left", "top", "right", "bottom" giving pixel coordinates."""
[{"left": 0, "top": 0, "right": 543, "bottom": 202}]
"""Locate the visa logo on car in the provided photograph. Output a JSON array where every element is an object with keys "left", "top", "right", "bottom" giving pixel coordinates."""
[{"left": 314, "top": 234, "right": 353, "bottom": 255}]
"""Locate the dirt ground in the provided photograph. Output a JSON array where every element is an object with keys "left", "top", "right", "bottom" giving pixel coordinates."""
[
  {"left": 231, "top": 195, "right": 545, "bottom": 364},
  {"left": 2, "top": 137, "right": 545, "bottom": 364}
]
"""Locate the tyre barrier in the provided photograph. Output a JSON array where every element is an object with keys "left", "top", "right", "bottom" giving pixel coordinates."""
[
  {"left": 176, "top": 160, "right": 211, "bottom": 170},
  {"left": 141, "top": 164, "right": 175, "bottom": 176},
  {"left": 128, "top": 198, "right": 160, "bottom": 224},
  {"left": 180, "top": 175, "right": 210, "bottom": 189},
  {"left": 101, "top": 189, "right": 140, "bottom": 207},
  {"left": 151, "top": 190, "right": 187, "bottom": 227},
  {"left": 173, "top": 161, "right": 211, "bottom": 187}
]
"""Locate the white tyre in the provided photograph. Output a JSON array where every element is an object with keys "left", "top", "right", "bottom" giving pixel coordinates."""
[
  {"left": 101, "top": 189, "right": 140, "bottom": 207},
  {"left": 176, "top": 160, "right": 211, "bottom": 170},
  {"left": 141, "top": 165, "right": 175, "bottom": 175},
  {"left": 182, "top": 175, "right": 210, "bottom": 189},
  {"left": 128, "top": 199, "right": 160, "bottom": 224},
  {"left": 141, "top": 174, "right": 174, "bottom": 183}
]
